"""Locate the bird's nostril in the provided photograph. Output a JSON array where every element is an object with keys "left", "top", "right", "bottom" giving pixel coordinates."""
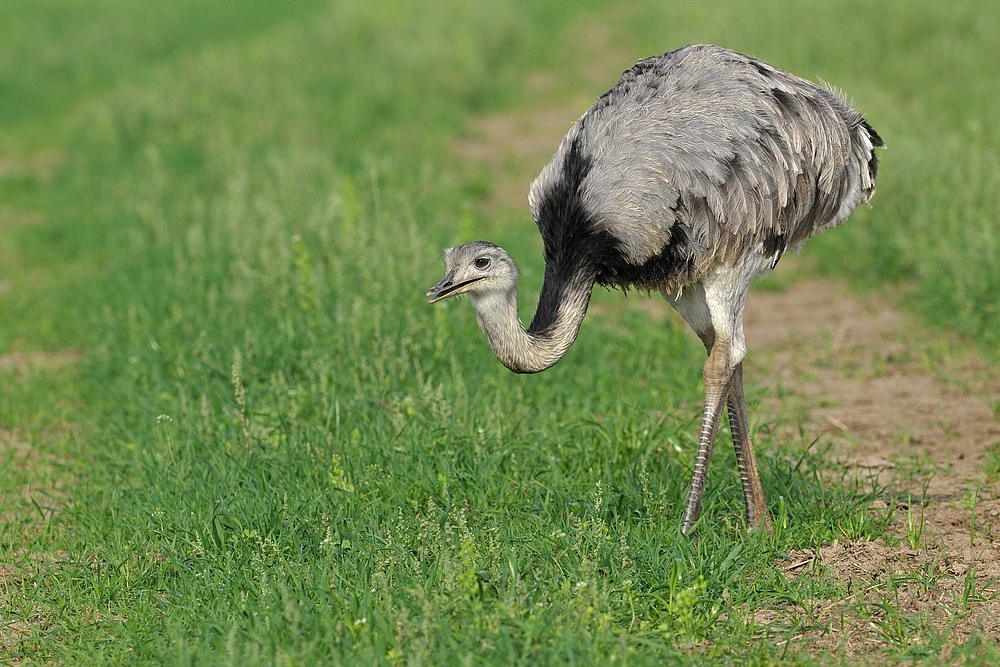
[{"left": 443, "top": 281, "right": 453, "bottom": 288}]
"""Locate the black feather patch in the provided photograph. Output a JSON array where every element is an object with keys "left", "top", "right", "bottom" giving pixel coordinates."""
[
  {"left": 861, "top": 118, "right": 885, "bottom": 149},
  {"left": 761, "top": 233, "right": 786, "bottom": 258},
  {"left": 530, "top": 133, "right": 702, "bottom": 313},
  {"left": 528, "top": 136, "right": 602, "bottom": 335},
  {"left": 597, "top": 223, "right": 697, "bottom": 292},
  {"left": 861, "top": 118, "right": 884, "bottom": 184}
]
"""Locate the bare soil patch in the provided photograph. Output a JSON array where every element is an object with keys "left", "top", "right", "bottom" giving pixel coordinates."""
[
  {"left": 744, "top": 274, "right": 1000, "bottom": 489},
  {"left": 774, "top": 534, "right": 1000, "bottom": 657},
  {"left": 0, "top": 351, "right": 82, "bottom": 374},
  {"left": 0, "top": 209, "right": 44, "bottom": 228},
  {"left": 0, "top": 148, "right": 66, "bottom": 182},
  {"left": 742, "top": 274, "right": 1000, "bottom": 655}
]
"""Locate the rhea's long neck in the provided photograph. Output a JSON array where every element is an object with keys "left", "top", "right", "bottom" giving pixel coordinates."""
[{"left": 470, "top": 267, "right": 595, "bottom": 374}]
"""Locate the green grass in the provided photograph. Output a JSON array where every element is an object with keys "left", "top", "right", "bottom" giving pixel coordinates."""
[{"left": 2, "top": 0, "right": 999, "bottom": 664}]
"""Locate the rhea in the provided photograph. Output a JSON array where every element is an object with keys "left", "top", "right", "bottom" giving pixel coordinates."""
[{"left": 427, "top": 45, "right": 882, "bottom": 535}]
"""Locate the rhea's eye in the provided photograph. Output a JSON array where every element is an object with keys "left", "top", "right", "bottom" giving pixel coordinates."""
[{"left": 474, "top": 257, "right": 490, "bottom": 270}]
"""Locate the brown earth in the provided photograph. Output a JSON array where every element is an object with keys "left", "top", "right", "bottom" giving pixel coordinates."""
[
  {"left": 745, "top": 274, "right": 1000, "bottom": 488},
  {"left": 452, "top": 52, "right": 1000, "bottom": 657},
  {"left": 0, "top": 149, "right": 66, "bottom": 182},
  {"left": 0, "top": 351, "right": 82, "bottom": 374},
  {"left": 746, "top": 273, "right": 1000, "bottom": 656}
]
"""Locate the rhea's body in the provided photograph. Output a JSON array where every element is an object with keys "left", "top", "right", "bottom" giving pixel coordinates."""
[{"left": 427, "top": 45, "right": 882, "bottom": 533}]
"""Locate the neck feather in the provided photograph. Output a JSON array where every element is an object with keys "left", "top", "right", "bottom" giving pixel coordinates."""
[{"left": 471, "top": 267, "right": 594, "bottom": 374}]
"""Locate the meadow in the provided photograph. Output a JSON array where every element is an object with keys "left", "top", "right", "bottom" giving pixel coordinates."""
[{"left": 1, "top": 0, "right": 999, "bottom": 664}]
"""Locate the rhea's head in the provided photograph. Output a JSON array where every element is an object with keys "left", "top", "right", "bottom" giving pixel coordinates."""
[{"left": 426, "top": 241, "right": 518, "bottom": 304}]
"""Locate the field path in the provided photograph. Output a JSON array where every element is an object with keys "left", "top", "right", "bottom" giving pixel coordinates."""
[
  {"left": 452, "top": 41, "right": 1000, "bottom": 650},
  {"left": 745, "top": 275, "right": 1000, "bottom": 491},
  {"left": 744, "top": 275, "right": 1000, "bottom": 650}
]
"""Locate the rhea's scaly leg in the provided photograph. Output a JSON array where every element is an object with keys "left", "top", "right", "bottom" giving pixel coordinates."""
[
  {"left": 681, "top": 340, "right": 735, "bottom": 536},
  {"left": 726, "top": 362, "right": 773, "bottom": 533}
]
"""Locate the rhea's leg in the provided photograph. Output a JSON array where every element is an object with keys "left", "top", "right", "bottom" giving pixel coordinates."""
[
  {"left": 726, "top": 363, "right": 772, "bottom": 533},
  {"left": 681, "top": 339, "right": 735, "bottom": 535}
]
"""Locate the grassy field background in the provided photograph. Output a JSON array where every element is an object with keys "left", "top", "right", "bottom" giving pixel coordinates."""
[{"left": 1, "top": 0, "right": 998, "bottom": 664}]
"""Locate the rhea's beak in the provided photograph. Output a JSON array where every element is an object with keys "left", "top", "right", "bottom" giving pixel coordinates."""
[{"left": 426, "top": 270, "right": 483, "bottom": 304}]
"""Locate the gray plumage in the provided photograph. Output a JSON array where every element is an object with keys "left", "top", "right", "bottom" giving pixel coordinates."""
[
  {"left": 532, "top": 44, "right": 879, "bottom": 288},
  {"left": 428, "top": 44, "right": 883, "bottom": 534}
]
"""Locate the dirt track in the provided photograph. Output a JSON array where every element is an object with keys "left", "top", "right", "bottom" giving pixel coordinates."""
[{"left": 744, "top": 274, "right": 1000, "bottom": 651}]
